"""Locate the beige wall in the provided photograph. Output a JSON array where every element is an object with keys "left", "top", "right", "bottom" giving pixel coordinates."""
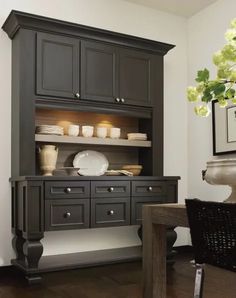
[
  {"left": 0, "top": 0, "right": 188, "bottom": 265},
  {"left": 187, "top": 0, "right": 236, "bottom": 204}
]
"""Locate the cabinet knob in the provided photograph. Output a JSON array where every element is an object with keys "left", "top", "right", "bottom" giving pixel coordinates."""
[
  {"left": 148, "top": 186, "right": 153, "bottom": 192},
  {"left": 109, "top": 187, "right": 114, "bottom": 192},
  {"left": 75, "top": 92, "right": 80, "bottom": 99},
  {"left": 64, "top": 212, "right": 71, "bottom": 218},
  {"left": 120, "top": 98, "right": 125, "bottom": 103},
  {"left": 107, "top": 210, "right": 114, "bottom": 215},
  {"left": 65, "top": 187, "right": 72, "bottom": 193},
  {"left": 115, "top": 98, "right": 120, "bottom": 103}
]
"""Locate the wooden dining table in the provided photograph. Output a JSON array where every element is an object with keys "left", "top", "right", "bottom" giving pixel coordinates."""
[{"left": 142, "top": 203, "right": 189, "bottom": 298}]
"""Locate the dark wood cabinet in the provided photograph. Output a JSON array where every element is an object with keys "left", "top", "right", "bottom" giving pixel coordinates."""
[
  {"left": 91, "top": 181, "right": 130, "bottom": 198},
  {"left": 45, "top": 198, "right": 90, "bottom": 231},
  {"left": 37, "top": 35, "right": 156, "bottom": 107},
  {"left": 36, "top": 32, "right": 80, "bottom": 99},
  {"left": 118, "top": 48, "right": 157, "bottom": 107},
  {"left": 131, "top": 181, "right": 167, "bottom": 197},
  {"left": 3, "top": 10, "right": 177, "bottom": 282},
  {"left": 131, "top": 197, "right": 164, "bottom": 225},
  {"left": 81, "top": 41, "right": 117, "bottom": 103},
  {"left": 91, "top": 197, "right": 130, "bottom": 228},
  {"left": 81, "top": 41, "right": 158, "bottom": 107},
  {"left": 45, "top": 181, "right": 90, "bottom": 199}
]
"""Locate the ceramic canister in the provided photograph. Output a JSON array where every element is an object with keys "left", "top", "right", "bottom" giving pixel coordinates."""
[{"left": 39, "top": 145, "right": 58, "bottom": 176}]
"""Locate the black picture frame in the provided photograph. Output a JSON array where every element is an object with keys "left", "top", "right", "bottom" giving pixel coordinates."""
[{"left": 212, "top": 100, "right": 236, "bottom": 155}]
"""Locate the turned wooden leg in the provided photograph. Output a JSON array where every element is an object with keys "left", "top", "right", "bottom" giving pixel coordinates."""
[
  {"left": 166, "top": 227, "right": 177, "bottom": 266},
  {"left": 23, "top": 240, "right": 43, "bottom": 284},
  {"left": 23, "top": 240, "right": 43, "bottom": 269},
  {"left": 12, "top": 230, "right": 25, "bottom": 262}
]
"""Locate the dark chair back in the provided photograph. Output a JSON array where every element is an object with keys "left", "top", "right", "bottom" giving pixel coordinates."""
[{"left": 185, "top": 199, "right": 236, "bottom": 271}]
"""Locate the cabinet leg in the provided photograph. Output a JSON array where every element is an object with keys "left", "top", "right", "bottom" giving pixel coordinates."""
[
  {"left": 12, "top": 230, "right": 25, "bottom": 262},
  {"left": 137, "top": 225, "right": 142, "bottom": 240},
  {"left": 25, "top": 274, "right": 42, "bottom": 285},
  {"left": 23, "top": 240, "right": 43, "bottom": 269},
  {"left": 166, "top": 227, "right": 177, "bottom": 266}
]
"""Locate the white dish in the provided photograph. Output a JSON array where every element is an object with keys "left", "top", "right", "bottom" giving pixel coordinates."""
[
  {"left": 73, "top": 150, "right": 109, "bottom": 176},
  {"left": 36, "top": 125, "right": 64, "bottom": 136},
  {"left": 127, "top": 133, "right": 147, "bottom": 141}
]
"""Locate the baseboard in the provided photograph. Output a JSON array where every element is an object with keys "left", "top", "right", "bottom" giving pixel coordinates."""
[
  {"left": 174, "top": 245, "right": 193, "bottom": 253},
  {"left": 0, "top": 265, "right": 15, "bottom": 273}
]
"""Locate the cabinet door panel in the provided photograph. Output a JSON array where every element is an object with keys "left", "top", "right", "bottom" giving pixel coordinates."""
[
  {"left": 81, "top": 41, "right": 117, "bottom": 103},
  {"left": 36, "top": 33, "right": 79, "bottom": 99},
  {"left": 45, "top": 199, "right": 90, "bottom": 231},
  {"left": 119, "top": 49, "right": 157, "bottom": 107},
  {"left": 91, "top": 197, "right": 130, "bottom": 228},
  {"left": 131, "top": 197, "right": 165, "bottom": 225},
  {"left": 91, "top": 181, "right": 130, "bottom": 198}
]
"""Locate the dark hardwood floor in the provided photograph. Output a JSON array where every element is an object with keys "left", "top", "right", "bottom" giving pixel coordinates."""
[{"left": 0, "top": 252, "right": 236, "bottom": 298}]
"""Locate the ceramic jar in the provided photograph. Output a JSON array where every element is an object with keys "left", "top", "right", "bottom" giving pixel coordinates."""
[
  {"left": 39, "top": 145, "right": 58, "bottom": 176},
  {"left": 82, "top": 126, "right": 94, "bottom": 137},
  {"left": 97, "top": 127, "right": 107, "bottom": 138},
  {"left": 68, "top": 124, "right": 79, "bottom": 136},
  {"left": 110, "top": 127, "right": 121, "bottom": 139}
]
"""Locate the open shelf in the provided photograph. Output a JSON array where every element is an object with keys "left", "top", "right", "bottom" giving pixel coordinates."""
[{"left": 35, "top": 134, "right": 152, "bottom": 148}]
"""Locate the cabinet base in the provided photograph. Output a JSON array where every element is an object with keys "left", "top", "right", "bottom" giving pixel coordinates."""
[{"left": 12, "top": 246, "right": 142, "bottom": 276}]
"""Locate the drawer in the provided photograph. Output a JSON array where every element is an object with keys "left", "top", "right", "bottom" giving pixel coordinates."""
[
  {"left": 91, "top": 197, "right": 130, "bottom": 228},
  {"left": 45, "top": 199, "right": 90, "bottom": 231},
  {"left": 91, "top": 181, "right": 130, "bottom": 198},
  {"left": 131, "top": 197, "right": 165, "bottom": 225},
  {"left": 45, "top": 181, "right": 90, "bottom": 199},
  {"left": 132, "top": 181, "right": 167, "bottom": 197}
]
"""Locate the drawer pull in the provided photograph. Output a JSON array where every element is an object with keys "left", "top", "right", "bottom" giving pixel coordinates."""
[
  {"left": 75, "top": 92, "right": 80, "bottom": 99},
  {"left": 65, "top": 187, "right": 72, "bottom": 193},
  {"left": 109, "top": 187, "right": 114, "bottom": 192},
  {"left": 107, "top": 210, "right": 114, "bottom": 215},
  {"left": 148, "top": 186, "right": 153, "bottom": 192},
  {"left": 64, "top": 212, "right": 71, "bottom": 218}
]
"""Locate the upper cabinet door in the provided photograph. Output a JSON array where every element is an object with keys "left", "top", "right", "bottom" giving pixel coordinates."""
[
  {"left": 36, "top": 33, "right": 80, "bottom": 99},
  {"left": 81, "top": 41, "right": 118, "bottom": 104},
  {"left": 118, "top": 49, "right": 156, "bottom": 107}
]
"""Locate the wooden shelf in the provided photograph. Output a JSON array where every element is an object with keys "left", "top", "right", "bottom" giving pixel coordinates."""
[{"left": 35, "top": 134, "right": 151, "bottom": 148}]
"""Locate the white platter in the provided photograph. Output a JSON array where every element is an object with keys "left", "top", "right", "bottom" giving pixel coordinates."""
[{"left": 73, "top": 150, "right": 109, "bottom": 176}]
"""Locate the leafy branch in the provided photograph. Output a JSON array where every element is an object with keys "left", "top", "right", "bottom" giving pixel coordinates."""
[{"left": 187, "top": 19, "right": 236, "bottom": 116}]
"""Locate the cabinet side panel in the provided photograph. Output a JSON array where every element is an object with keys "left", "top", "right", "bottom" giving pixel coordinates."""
[
  {"left": 23, "top": 181, "right": 44, "bottom": 239},
  {"left": 152, "top": 56, "right": 163, "bottom": 176},
  {"left": 19, "top": 29, "right": 36, "bottom": 175},
  {"left": 11, "top": 33, "right": 20, "bottom": 177}
]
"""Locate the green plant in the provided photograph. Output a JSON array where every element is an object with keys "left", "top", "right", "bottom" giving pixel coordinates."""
[{"left": 187, "top": 19, "right": 236, "bottom": 116}]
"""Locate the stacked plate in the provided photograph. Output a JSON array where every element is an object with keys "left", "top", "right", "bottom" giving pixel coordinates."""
[
  {"left": 36, "top": 125, "right": 64, "bottom": 136},
  {"left": 127, "top": 133, "right": 147, "bottom": 141}
]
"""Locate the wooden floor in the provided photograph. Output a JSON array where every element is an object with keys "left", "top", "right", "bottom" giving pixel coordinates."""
[{"left": 0, "top": 252, "right": 236, "bottom": 298}]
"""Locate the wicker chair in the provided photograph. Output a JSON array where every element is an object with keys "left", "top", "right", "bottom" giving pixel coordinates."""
[{"left": 185, "top": 199, "right": 236, "bottom": 298}]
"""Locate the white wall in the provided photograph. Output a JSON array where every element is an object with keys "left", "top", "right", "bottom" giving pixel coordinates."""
[
  {"left": 187, "top": 0, "right": 236, "bottom": 206},
  {"left": 0, "top": 0, "right": 188, "bottom": 265}
]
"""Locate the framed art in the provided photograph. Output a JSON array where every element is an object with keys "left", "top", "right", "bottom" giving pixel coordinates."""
[{"left": 212, "top": 100, "right": 236, "bottom": 155}]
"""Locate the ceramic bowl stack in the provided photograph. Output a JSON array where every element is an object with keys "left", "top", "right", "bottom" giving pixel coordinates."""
[
  {"left": 127, "top": 133, "right": 147, "bottom": 141},
  {"left": 36, "top": 125, "right": 64, "bottom": 136}
]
